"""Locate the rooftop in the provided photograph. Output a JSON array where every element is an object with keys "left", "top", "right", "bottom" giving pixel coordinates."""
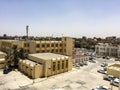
[
  {"left": 29, "top": 53, "right": 68, "bottom": 60},
  {"left": 20, "top": 59, "right": 40, "bottom": 66},
  {"left": 0, "top": 51, "right": 5, "bottom": 55}
]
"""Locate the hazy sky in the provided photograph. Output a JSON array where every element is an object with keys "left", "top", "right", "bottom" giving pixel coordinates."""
[{"left": 0, "top": 0, "right": 120, "bottom": 38}]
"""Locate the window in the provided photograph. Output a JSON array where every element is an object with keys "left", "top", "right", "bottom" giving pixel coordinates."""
[
  {"left": 62, "top": 60, "right": 64, "bottom": 69},
  {"left": 66, "top": 60, "right": 68, "bottom": 68},
  {"left": 60, "top": 49, "right": 62, "bottom": 52},
  {"left": 60, "top": 44, "right": 62, "bottom": 47},
  {"left": 56, "top": 44, "right": 58, "bottom": 47},
  {"left": 27, "top": 43, "right": 29, "bottom": 47},
  {"left": 51, "top": 44, "right": 54, "bottom": 47},
  {"left": 27, "top": 50, "right": 30, "bottom": 53},
  {"left": 47, "top": 44, "right": 50, "bottom": 47},
  {"left": 64, "top": 49, "right": 66, "bottom": 52},
  {"left": 42, "top": 44, "right": 45, "bottom": 47},
  {"left": 42, "top": 50, "right": 45, "bottom": 53},
  {"left": 51, "top": 49, "right": 54, "bottom": 53},
  {"left": 53, "top": 62, "right": 56, "bottom": 71},
  {"left": 58, "top": 61, "right": 60, "bottom": 70},
  {"left": 36, "top": 50, "right": 40, "bottom": 53},
  {"left": 36, "top": 44, "right": 40, "bottom": 48}
]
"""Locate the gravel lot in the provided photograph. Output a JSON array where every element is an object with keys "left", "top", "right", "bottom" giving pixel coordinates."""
[{"left": 0, "top": 58, "right": 119, "bottom": 90}]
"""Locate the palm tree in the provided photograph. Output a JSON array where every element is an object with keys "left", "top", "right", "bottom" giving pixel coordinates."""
[
  {"left": 5, "top": 45, "right": 28, "bottom": 69},
  {"left": 18, "top": 48, "right": 28, "bottom": 60},
  {"left": 5, "top": 51, "right": 13, "bottom": 67},
  {"left": 12, "top": 45, "right": 19, "bottom": 68}
]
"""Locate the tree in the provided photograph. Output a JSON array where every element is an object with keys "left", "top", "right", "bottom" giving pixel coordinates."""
[
  {"left": 12, "top": 45, "right": 19, "bottom": 68},
  {"left": 18, "top": 48, "right": 28, "bottom": 59}
]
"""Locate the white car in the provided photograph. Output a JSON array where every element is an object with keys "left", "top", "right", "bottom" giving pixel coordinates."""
[
  {"left": 92, "top": 85, "right": 111, "bottom": 90},
  {"left": 110, "top": 78, "right": 119, "bottom": 87}
]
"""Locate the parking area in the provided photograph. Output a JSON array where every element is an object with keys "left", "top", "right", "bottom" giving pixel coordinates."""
[{"left": 0, "top": 58, "right": 119, "bottom": 90}]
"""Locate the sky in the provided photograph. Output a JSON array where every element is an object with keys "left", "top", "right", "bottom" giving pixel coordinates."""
[{"left": 0, "top": 0, "right": 120, "bottom": 38}]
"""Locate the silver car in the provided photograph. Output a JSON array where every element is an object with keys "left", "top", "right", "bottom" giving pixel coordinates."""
[
  {"left": 92, "top": 85, "right": 111, "bottom": 90},
  {"left": 110, "top": 78, "right": 119, "bottom": 87}
]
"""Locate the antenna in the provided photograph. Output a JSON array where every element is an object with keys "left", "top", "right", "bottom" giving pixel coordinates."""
[{"left": 26, "top": 25, "right": 29, "bottom": 39}]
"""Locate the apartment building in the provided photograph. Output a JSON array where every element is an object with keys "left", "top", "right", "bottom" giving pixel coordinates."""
[
  {"left": 0, "top": 37, "right": 74, "bottom": 56},
  {"left": 95, "top": 43, "right": 119, "bottom": 57},
  {"left": 19, "top": 53, "right": 72, "bottom": 79}
]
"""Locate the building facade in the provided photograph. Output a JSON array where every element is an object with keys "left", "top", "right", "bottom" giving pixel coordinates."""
[
  {"left": 73, "top": 54, "right": 89, "bottom": 63},
  {"left": 19, "top": 53, "right": 72, "bottom": 79},
  {"left": 0, "top": 51, "right": 6, "bottom": 69},
  {"left": 0, "top": 37, "right": 74, "bottom": 56},
  {"left": 95, "top": 43, "right": 119, "bottom": 58}
]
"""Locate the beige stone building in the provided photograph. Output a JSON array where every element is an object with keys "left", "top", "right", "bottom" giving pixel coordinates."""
[
  {"left": 0, "top": 51, "right": 6, "bottom": 69},
  {"left": 0, "top": 37, "right": 74, "bottom": 56},
  {"left": 107, "top": 63, "right": 120, "bottom": 78},
  {"left": 0, "top": 40, "right": 24, "bottom": 52},
  {"left": 95, "top": 43, "right": 119, "bottom": 57},
  {"left": 19, "top": 53, "right": 72, "bottom": 79}
]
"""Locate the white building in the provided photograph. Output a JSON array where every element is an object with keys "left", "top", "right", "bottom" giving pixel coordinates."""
[{"left": 95, "top": 43, "right": 120, "bottom": 58}]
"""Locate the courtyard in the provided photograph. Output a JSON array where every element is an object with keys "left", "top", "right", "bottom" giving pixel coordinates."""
[{"left": 0, "top": 58, "right": 119, "bottom": 90}]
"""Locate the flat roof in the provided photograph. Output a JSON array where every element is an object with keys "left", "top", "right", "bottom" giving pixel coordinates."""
[
  {"left": 20, "top": 59, "right": 39, "bottom": 66},
  {"left": 0, "top": 51, "right": 5, "bottom": 55},
  {"left": 29, "top": 53, "right": 68, "bottom": 60}
]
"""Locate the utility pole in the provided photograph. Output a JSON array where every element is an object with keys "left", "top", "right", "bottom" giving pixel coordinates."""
[{"left": 26, "top": 25, "right": 29, "bottom": 40}]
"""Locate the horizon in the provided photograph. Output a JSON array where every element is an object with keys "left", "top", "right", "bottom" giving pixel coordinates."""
[{"left": 0, "top": 0, "right": 120, "bottom": 38}]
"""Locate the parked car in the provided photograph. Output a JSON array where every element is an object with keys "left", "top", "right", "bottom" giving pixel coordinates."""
[
  {"left": 92, "top": 85, "right": 111, "bottom": 90},
  {"left": 103, "top": 74, "right": 115, "bottom": 81},
  {"left": 110, "top": 78, "right": 119, "bottom": 87},
  {"left": 101, "top": 62, "right": 108, "bottom": 67},
  {"left": 115, "top": 58, "right": 120, "bottom": 61},
  {"left": 75, "top": 63, "right": 80, "bottom": 67},
  {"left": 3, "top": 66, "right": 12, "bottom": 74},
  {"left": 83, "top": 61, "right": 88, "bottom": 65},
  {"left": 97, "top": 69, "right": 107, "bottom": 74},
  {"left": 89, "top": 60, "right": 96, "bottom": 63},
  {"left": 79, "top": 62, "right": 84, "bottom": 66}
]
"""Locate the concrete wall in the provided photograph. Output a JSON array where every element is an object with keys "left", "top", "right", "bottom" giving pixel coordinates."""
[
  {"left": 19, "top": 60, "right": 43, "bottom": 79},
  {"left": 0, "top": 59, "right": 5, "bottom": 69}
]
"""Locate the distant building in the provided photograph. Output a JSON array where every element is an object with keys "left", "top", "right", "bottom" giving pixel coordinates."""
[
  {"left": 73, "top": 54, "right": 89, "bottom": 64},
  {"left": 0, "top": 37, "right": 74, "bottom": 56},
  {"left": 106, "top": 36, "right": 116, "bottom": 41},
  {"left": 19, "top": 53, "right": 72, "bottom": 79},
  {"left": 95, "top": 43, "right": 120, "bottom": 58}
]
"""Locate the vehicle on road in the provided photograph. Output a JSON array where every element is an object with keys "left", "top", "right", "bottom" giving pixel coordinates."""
[
  {"left": 92, "top": 85, "right": 111, "bottom": 90},
  {"left": 103, "top": 74, "right": 115, "bottom": 81}
]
